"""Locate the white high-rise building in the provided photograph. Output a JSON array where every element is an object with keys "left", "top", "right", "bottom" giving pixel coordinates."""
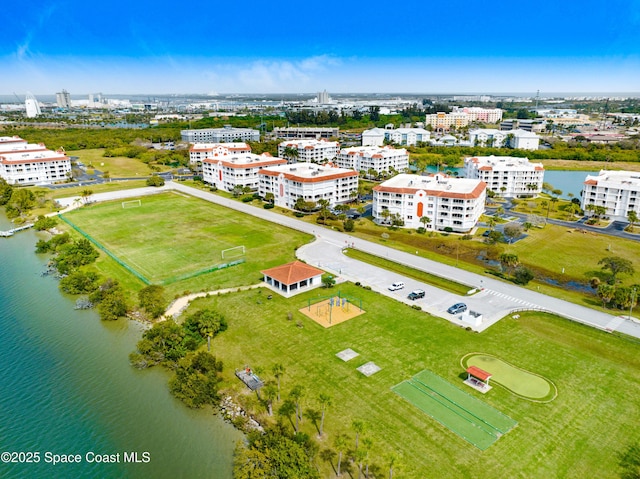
[
  {"left": 56, "top": 90, "right": 71, "bottom": 109},
  {"left": 0, "top": 136, "right": 71, "bottom": 185},
  {"left": 202, "top": 152, "right": 287, "bottom": 192},
  {"left": 25, "top": 92, "right": 41, "bottom": 118},
  {"left": 258, "top": 163, "right": 358, "bottom": 209},
  {"left": 278, "top": 139, "right": 339, "bottom": 163},
  {"left": 581, "top": 170, "right": 640, "bottom": 221},
  {"left": 372, "top": 173, "right": 486, "bottom": 232},
  {"left": 336, "top": 146, "right": 409, "bottom": 175},
  {"left": 189, "top": 143, "right": 252, "bottom": 165},
  {"left": 181, "top": 126, "right": 260, "bottom": 143},
  {"left": 464, "top": 156, "right": 544, "bottom": 197}
]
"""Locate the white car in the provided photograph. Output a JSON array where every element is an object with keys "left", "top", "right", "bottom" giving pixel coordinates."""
[{"left": 388, "top": 281, "right": 405, "bottom": 291}]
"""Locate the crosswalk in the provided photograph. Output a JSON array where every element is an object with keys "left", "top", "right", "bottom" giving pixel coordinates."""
[{"left": 484, "top": 290, "right": 539, "bottom": 309}]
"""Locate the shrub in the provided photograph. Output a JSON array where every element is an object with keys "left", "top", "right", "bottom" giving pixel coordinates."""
[
  {"left": 294, "top": 211, "right": 305, "bottom": 217},
  {"left": 444, "top": 226, "right": 454, "bottom": 233},
  {"left": 241, "top": 196, "right": 253, "bottom": 203},
  {"left": 146, "top": 175, "right": 165, "bottom": 187},
  {"left": 514, "top": 267, "right": 534, "bottom": 285},
  {"left": 417, "top": 227, "right": 426, "bottom": 234},
  {"left": 263, "top": 203, "right": 275, "bottom": 209}
]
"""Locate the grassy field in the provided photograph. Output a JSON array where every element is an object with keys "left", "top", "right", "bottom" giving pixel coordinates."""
[
  {"left": 188, "top": 284, "right": 640, "bottom": 478},
  {"left": 539, "top": 159, "right": 640, "bottom": 171},
  {"left": 62, "top": 192, "right": 312, "bottom": 293},
  {"left": 68, "top": 148, "right": 172, "bottom": 177}
]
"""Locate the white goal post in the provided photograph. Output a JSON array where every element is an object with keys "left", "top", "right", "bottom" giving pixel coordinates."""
[
  {"left": 122, "top": 199, "right": 142, "bottom": 209},
  {"left": 221, "top": 245, "right": 246, "bottom": 259}
]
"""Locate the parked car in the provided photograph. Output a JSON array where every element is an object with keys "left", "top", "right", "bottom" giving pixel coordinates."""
[
  {"left": 447, "top": 303, "right": 467, "bottom": 314},
  {"left": 388, "top": 281, "right": 405, "bottom": 291},
  {"left": 408, "top": 290, "right": 426, "bottom": 300}
]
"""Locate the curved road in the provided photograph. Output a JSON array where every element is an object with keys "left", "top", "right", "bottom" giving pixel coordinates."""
[{"left": 58, "top": 182, "right": 640, "bottom": 339}]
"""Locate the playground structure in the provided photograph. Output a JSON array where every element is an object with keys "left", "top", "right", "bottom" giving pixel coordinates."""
[{"left": 299, "top": 292, "right": 365, "bottom": 328}]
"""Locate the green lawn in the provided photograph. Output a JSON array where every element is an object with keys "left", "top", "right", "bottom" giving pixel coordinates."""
[
  {"left": 68, "top": 148, "right": 171, "bottom": 177},
  {"left": 62, "top": 192, "right": 312, "bottom": 293},
  {"left": 189, "top": 284, "right": 640, "bottom": 478}
]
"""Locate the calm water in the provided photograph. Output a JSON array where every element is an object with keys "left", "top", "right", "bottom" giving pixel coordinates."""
[{"left": 0, "top": 216, "right": 241, "bottom": 479}]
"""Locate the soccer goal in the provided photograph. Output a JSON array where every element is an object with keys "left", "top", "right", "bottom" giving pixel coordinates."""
[
  {"left": 221, "top": 245, "right": 246, "bottom": 259},
  {"left": 122, "top": 199, "right": 142, "bottom": 209}
]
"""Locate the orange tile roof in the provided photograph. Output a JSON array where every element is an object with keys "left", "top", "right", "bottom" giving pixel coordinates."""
[
  {"left": 261, "top": 261, "right": 324, "bottom": 285},
  {"left": 467, "top": 366, "right": 492, "bottom": 381},
  {"left": 373, "top": 181, "right": 486, "bottom": 200}
]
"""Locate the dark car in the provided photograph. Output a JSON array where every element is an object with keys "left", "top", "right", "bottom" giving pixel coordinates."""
[
  {"left": 408, "top": 290, "right": 426, "bottom": 300},
  {"left": 447, "top": 303, "right": 467, "bottom": 314}
]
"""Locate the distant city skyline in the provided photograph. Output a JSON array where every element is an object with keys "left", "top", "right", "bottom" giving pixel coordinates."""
[{"left": 2, "top": 0, "right": 639, "bottom": 95}]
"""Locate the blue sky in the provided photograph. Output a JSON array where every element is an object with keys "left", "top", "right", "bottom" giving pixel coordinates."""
[{"left": 2, "top": 0, "right": 639, "bottom": 95}]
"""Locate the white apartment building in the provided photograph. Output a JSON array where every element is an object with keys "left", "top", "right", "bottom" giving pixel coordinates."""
[
  {"left": 425, "top": 112, "right": 470, "bottom": 130},
  {"left": 509, "top": 129, "right": 540, "bottom": 150},
  {"left": 336, "top": 146, "right": 409, "bottom": 174},
  {"left": 581, "top": 170, "right": 640, "bottom": 221},
  {"left": 469, "top": 129, "right": 508, "bottom": 147},
  {"left": 385, "top": 128, "right": 430, "bottom": 146},
  {"left": 0, "top": 136, "right": 71, "bottom": 185},
  {"left": 202, "top": 153, "right": 287, "bottom": 192},
  {"left": 360, "top": 127, "right": 430, "bottom": 147},
  {"left": 181, "top": 126, "right": 260, "bottom": 143},
  {"left": 373, "top": 174, "right": 486, "bottom": 232},
  {"left": 189, "top": 142, "right": 252, "bottom": 165},
  {"left": 258, "top": 163, "right": 358, "bottom": 209},
  {"left": 272, "top": 127, "right": 339, "bottom": 139},
  {"left": 278, "top": 139, "right": 339, "bottom": 163},
  {"left": 464, "top": 156, "right": 544, "bottom": 197},
  {"left": 361, "top": 128, "right": 386, "bottom": 146}
]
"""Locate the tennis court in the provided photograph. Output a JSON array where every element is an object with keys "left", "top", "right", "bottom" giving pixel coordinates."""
[{"left": 392, "top": 369, "right": 517, "bottom": 450}]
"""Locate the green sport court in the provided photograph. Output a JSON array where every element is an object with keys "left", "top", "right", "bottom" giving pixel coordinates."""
[{"left": 392, "top": 369, "right": 517, "bottom": 450}]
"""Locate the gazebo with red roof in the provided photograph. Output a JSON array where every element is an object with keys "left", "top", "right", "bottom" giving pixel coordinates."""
[
  {"left": 464, "top": 365, "right": 493, "bottom": 393},
  {"left": 261, "top": 261, "right": 325, "bottom": 297}
]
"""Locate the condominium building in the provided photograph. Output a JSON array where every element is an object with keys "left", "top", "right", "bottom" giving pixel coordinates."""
[
  {"left": 509, "top": 129, "right": 540, "bottom": 150},
  {"left": 202, "top": 153, "right": 287, "bottom": 192},
  {"left": 278, "top": 139, "right": 339, "bottom": 163},
  {"left": 372, "top": 173, "right": 486, "bottom": 232},
  {"left": 0, "top": 137, "right": 71, "bottom": 185},
  {"left": 581, "top": 170, "right": 640, "bottom": 221},
  {"left": 336, "top": 146, "right": 409, "bottom": 174},
  {"left": 272, "top": 127, "right": 339, "bottom": 139},
  {"left": 181, "top": 126, "right": 260, "bottom": 143},
  {"left": 188, "top": 142, "right": 252, "bottom": 165},
  {"left": 469, "top": 129, "right": 508, "bottom": 147},
  {"left": 455, "top": 107, "right": 503, "bottom": 123},
  {"left": 360, "top": 127, "right": 430, "bottom": 147},
  {"left": 361, "top": 128, "right": 386, "bottom": 146},
  {"left": 258, "top": 163, "right": 358, "bottom": 209},
  {"left": 464, "top": 156, "right": 544, "bottom": 197},
  {"left": 425, "top": 112, "right": 470, "bottom": 130}
]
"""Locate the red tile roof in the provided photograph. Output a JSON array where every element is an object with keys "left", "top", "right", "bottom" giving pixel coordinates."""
[
  {"left": 467, "top": 366, "right": 492, "bottom": 381},
  {"left": 261, "top": 261, "right": 324, "bottom": 285}
]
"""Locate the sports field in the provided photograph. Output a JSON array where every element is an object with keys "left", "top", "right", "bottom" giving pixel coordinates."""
[
  {"left": 393, "top": 369, "right": 517, "bottom": 449},
  {"left": 62, "top": 192, "right": 311, "bottom": 285}
]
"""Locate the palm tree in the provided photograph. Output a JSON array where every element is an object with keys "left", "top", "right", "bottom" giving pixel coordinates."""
[
  {"left": 289, "top": 385, "right": 305, "bottom": 431},
  {"left": 282, "top": 146, "right": 299, "bottom": 164},
  {"left": 362, "top": 438, "right": 373, "bottom": 478},
  {"left": 304, "top": 408, "right": 322, "bottom": 435},
  {"left": 318, "top": 393, "right": 332, "bottom": 437},
  {"left": 419, "top": 216, "right": 431, "bottom": 230},
  {"left": 262, "top": 381, "right": 277, "bottom": 416},
  {"left": 80, "top": 189, "right": 93, "bottom": 205},
  {"left": 628, "top": 210, "right": 639, "bottom": 232},
  {"left": 352, "top": 420, "right": 366, "bottom": 452},
  {"left": 388, "top": 452, "right": 400, "bottom": 479},
  {"left": 317, "top": 199, "right": 331, "bottom": 221},
  {"left": 272, "top": 363, "right": 285, "bottom": 401},
  {"left": 334, "top": 433, "right": 348, "bottom": 477},
  {"left": 277, "top": 399, "right": 297, "bottom": 433}
]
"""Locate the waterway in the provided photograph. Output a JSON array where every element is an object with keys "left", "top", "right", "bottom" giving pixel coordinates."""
[
  {"left": 0, "top": 214, "right": 241, "bottom": 479},
  {"left": 424, "top": 165, "right": 592, "bottom": 199}
]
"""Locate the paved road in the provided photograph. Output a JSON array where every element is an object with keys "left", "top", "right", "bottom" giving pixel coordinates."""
[{"left": 58, "top": 182, "right": 640, "bottom": 339}]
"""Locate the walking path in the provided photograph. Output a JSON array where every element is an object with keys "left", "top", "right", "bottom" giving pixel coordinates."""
[{"left": 56, "top": 182, "right": 640, "bottom": 339}]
